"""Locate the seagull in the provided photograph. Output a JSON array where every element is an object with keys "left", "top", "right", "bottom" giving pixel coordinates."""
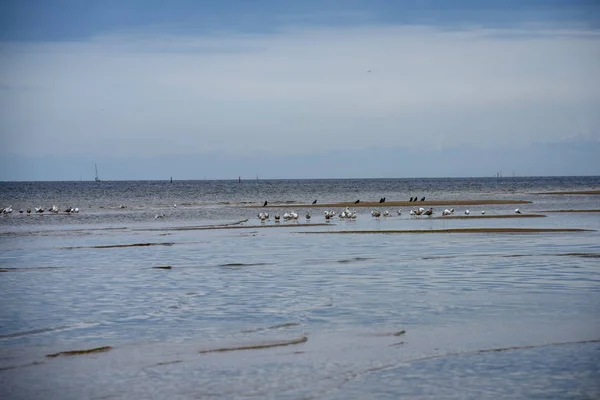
[
  {"left": 383, "top": 210, "right": 389, "bottom": 217},
  {"left": 397, "top": 210, "right": 402, "bottom": 216},
  {"left": 515, "top": 208, "right": 521, "bottom": 214},
  {"left": 424, "top": 207, "right": 434, "bottom": 217},
  {"left": 465, "top": 209, "right": 470, "bottom": 215},
  {"left": 173, "top": 204, "right": 177, "bottom": 208},
  {"left": 481, "top": 210, "right": 486, "bottom": 215},
  {"left": 442, "top": 209, "right": 452, "bottom": 216},
  {"left": 312, "top": 199, "right": 317, "bottom": 205},
  {"left": 155, "top": 213, "right": 166, "bottom": 219},
  {"left": 306, "top": 212, "right": 311, "bottom": 220}
]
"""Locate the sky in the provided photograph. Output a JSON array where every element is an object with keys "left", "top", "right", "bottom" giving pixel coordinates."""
[{"left": 1, "top": 0, "right": 599, "bottom": 180}]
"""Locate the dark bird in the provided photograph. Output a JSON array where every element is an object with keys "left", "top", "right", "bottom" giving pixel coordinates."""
[
  {"left": 312, "top": 199, "right": 317, "bottom": 205},
  {"left": 379, "top": 197, "right": 386, "bottom": 203},
  {"left": 420, "top": 197, "right": 425, "bottom": 202},
  {"left": 263, "top": 201, "right": 268, "bottom": 207},
  {"left": 354, "top": 199, "right": 360, "bottom": 204},
  {"left": 409, "top": 197, "right": 413, "bottom": 202}
]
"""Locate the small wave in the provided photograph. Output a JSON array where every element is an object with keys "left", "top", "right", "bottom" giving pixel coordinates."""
[
  {"left": 0, "top": 322, "right": 100, "bottom": 340},
  {"left": 0, "top": 361, "right": 45, "bottom": 371}
]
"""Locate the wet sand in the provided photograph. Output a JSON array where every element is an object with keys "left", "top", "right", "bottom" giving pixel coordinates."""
[
  {"left": 534, "top": 190, "right": 600, "bottom": 195},
  {"left": 538, "top": 209, "right": 600, "bottom": 213},
  {"left": 430, "top": 214, "right": 546, "bottom": 220},
  {"left": 249, "top": 199, "right": 532, "bottom": 208},
  {"left": 301, "top": 228, "right": 594, "bottom": 234}
]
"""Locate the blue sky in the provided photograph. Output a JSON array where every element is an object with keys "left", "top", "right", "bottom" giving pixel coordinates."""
[{"left": 1, "top": 1, "right": 599, "bottom": 180}]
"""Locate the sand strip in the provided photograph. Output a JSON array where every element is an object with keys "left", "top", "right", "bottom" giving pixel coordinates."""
[
  {"left": 63, "top": 242, "right": 175, "bottom": 249},
  {"left": 198, "top": 336, "right": 308, "bottom": 354},
  {"left": 429, "top": 214, "right": 545, "bottom": 220},
  {"left": 248, "top": 199, "right": 532, "bottom": 208},
  {"left": 534, "top": 190, "right": 600, "bottom": 195},
  {"left": 538, "top": 209, "right": 600, "bottom": 213},
  {"left": 301, "top": 228, "right": 594, "bottom": 234},
  {"left": 46, "top": 346, "right": 113, "bottom": 358}
]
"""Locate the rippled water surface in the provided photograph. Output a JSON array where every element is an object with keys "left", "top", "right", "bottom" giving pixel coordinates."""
[{"left": 1, "top": 177, "right": 599, "bottom": 399}]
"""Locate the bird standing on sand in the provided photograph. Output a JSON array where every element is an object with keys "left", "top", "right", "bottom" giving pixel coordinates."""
[
  {"left": 354, "top": 199, "right": 360, "bottom": 204},
  {"left": 263, "top": 201, "right": 268, "bottom": 207},
  {"left": 421, "top": 197, "right": 425, "bottom": 201},
  {"left": 409, "top": 197, "right": 413, "bottom": 202},
  {"left": 424, "top": 208, "right": 434, "bottom": 217},
  {"left": 312, "top": 199, "right": 317, "bottom": 205}
]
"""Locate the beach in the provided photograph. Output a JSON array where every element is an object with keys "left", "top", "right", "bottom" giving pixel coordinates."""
[{"left": 1, "top": 176, "right": 599, "bottom": 399}]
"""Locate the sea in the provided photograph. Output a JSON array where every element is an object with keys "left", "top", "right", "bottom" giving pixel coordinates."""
[{"left": 1, "top": 176, "right": 599, "bottom": 399}]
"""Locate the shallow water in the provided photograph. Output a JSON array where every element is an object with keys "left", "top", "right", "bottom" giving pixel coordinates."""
[{"left": 1, "top": 177, "right": 599, "bottom": 399}]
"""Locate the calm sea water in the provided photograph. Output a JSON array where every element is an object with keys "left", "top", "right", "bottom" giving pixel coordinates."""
[{"left": 1, "top": 177, "right": 599, "bottom": 399}]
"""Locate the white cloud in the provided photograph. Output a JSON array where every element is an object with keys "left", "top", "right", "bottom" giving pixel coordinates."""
[{"left": 1, "top": 25, "right": 599, "bottom": 157}]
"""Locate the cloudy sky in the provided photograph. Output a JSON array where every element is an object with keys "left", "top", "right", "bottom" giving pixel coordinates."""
[{"left": 1, "top": 0, "right": 599, "bottom": 180}]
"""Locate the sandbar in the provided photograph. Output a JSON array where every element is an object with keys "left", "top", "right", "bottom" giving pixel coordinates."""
[
  {"left": 538, "top": 209, "right": 600, "bottom": 213},
  {"left": 198, "top": 336, "right": 308, "bottom": 354},
  {"left": 301, "top": 228, "right": 594, "bottom": 234},
  {"left": 249, "top": 199, "right": 532, "bottom": 208},
  {"left": 430, "top": 214, "right": 546, "bottom": 220},
  {"left": 46, "top": 346, "right": 113, "bottom": 358},
  {"left": 534, "top": 190, "right": 600, "bottom": 195}
]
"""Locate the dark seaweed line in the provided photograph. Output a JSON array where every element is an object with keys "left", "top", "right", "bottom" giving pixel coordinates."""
[
  {"left": 63, "top": 242, "right": 175, "bottom": 250},
  {"left": 198, "top": 336, "right": 308, "bottom": 354},
  {"left": 422, "top": 252, "right": 600, "bottom": 260}
]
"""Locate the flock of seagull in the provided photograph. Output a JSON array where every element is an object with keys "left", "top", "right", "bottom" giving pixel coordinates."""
[
  {"left": 257, "top": 207, "right": 523, "bottom": 222},
  {"left": 1, "top": 205, "right": 79, "bottom": 215}
]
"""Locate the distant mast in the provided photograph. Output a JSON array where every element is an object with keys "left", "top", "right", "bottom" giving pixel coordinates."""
[
  {"left": 95, "top": 163, "right": 101, "bottom": 182},
  {"left": 170, "top": 176, "right": 173, "bottom": 183},
  {"left": 238, "top": 176, "right": 241, "bottom": 183}
]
